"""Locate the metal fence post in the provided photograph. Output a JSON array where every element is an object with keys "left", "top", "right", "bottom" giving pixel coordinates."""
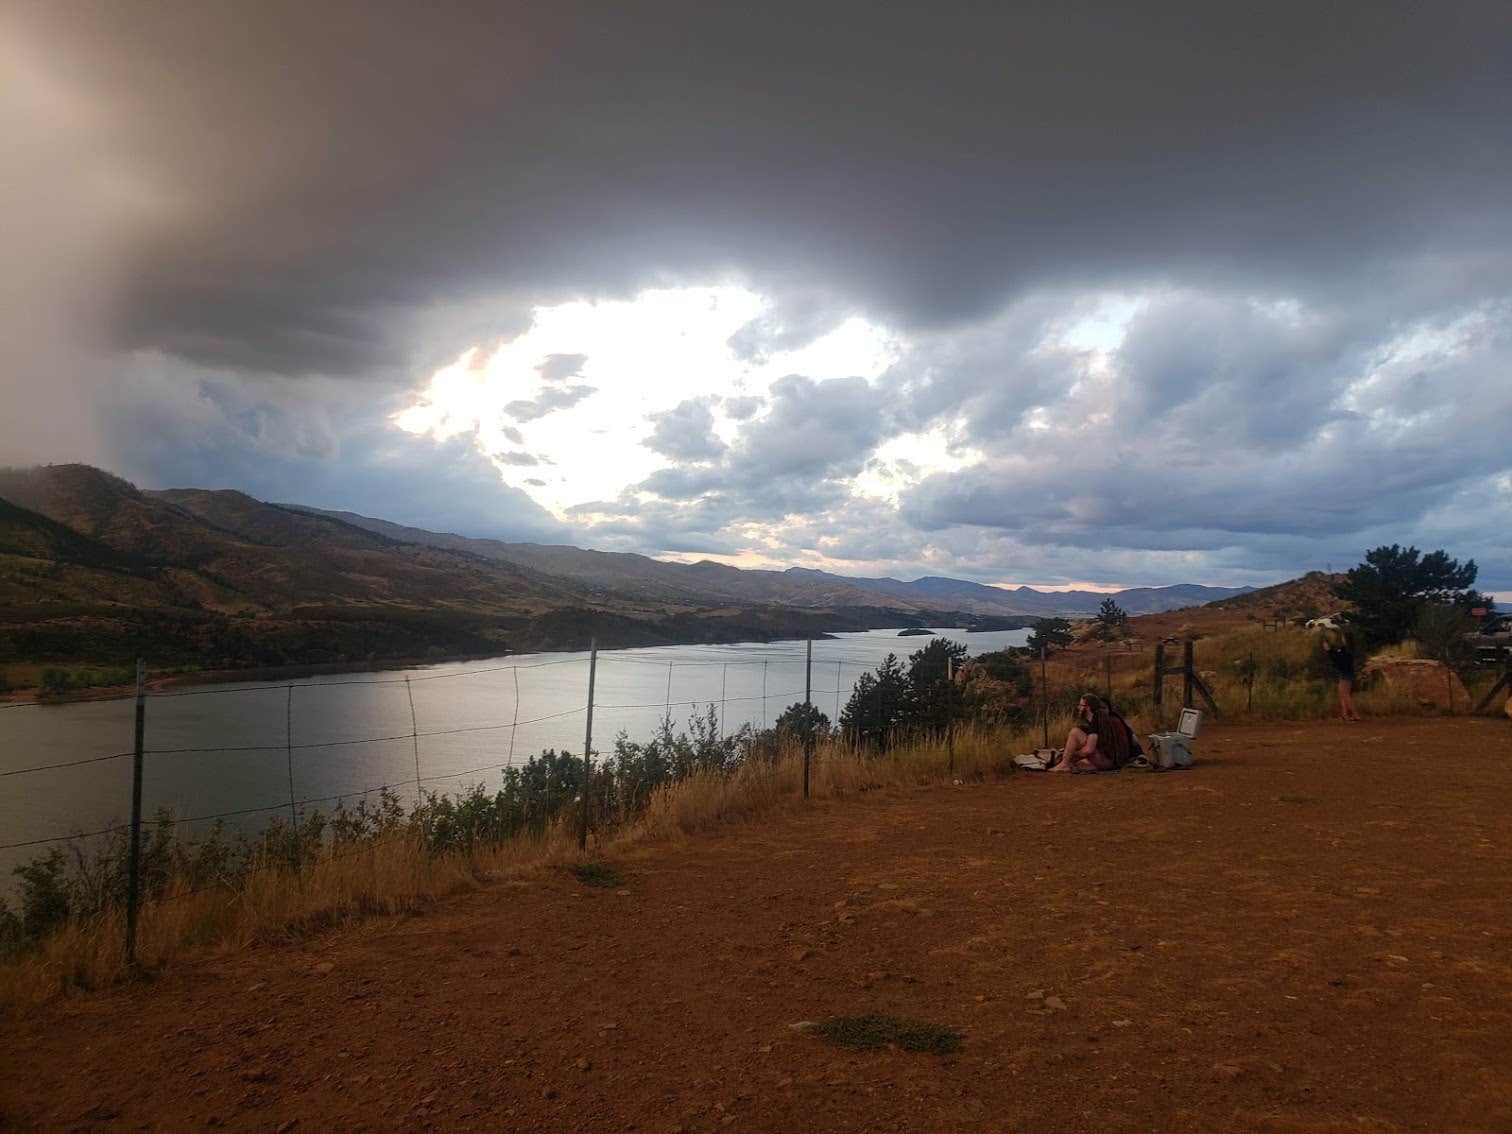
[
  {"left": 286, "top": 683, "right": 301, "bottom": 874},
  {"left": 1183, "top": 640, "right": 1195, "bottom": 709},
  {"left": 579, "top": 639, "right": 597, "bottom": 850},
  {"left": 803, "top": 639, "right": 813, "bottom": 799},
  {"left": 405, "top": 676, "right": 422, "bottom": 805},
  {"left": 125, "top": 659, "right": 146, "bottom": 967}
]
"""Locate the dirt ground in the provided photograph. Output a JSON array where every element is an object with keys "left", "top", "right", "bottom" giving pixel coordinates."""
[{"left": 4, "top": 716, "right": 1511, "bottom": 1133}]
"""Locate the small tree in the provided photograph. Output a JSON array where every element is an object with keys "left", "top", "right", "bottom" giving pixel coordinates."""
[
  {"left": 906, "top": 638, "right": 969, "bottom": 734},
  {"left": 840, "top": 654, "right": 913, "bottom": 751},
  {"left": 1413, "top": 603, "right": 1476, "bottom": 672},
  {"left": 1335, "top": 545, "right": 1482, "bottom": 649},
  {"left": 1026, "top": 618, "right": 1073, "bottom": 655},
  {"left": 774, "top": 701, "right": 829, "bottom": 746},
  {"left": 1092, "top": 598, "right": 1131, "bottom": 642}
]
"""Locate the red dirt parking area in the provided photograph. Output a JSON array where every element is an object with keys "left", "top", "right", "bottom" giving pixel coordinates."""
[{"left": 4, "top": 716, "right": 1512, "bottom": 1133}]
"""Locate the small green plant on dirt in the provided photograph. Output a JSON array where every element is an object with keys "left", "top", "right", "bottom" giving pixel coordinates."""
[
  {"left": 812, "top": 1014, "right": 963, "bottom": 1054},
  {"left": 566, "top": 860, "right": 625, "bottom": 888}
]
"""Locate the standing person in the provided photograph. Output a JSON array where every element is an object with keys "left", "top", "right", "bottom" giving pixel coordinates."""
[
  {"left": 1048, "top": 692, "right": 1130, "bottom": 773},
  {"left": 1322, "top": 626, "right": 1363, "bottom": 722}
]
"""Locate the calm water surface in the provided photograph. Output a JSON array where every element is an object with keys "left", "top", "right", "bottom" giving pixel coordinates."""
[{"left": 0, "top": 628, "right": 1029, "bottom": 885}]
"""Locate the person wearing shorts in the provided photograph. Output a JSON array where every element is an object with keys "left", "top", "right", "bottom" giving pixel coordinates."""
[{"left": 1322, "top": 632, "right": 1362, "bottom": 722}]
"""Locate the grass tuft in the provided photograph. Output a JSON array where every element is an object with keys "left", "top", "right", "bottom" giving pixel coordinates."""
[
  {"left": 812, "top": 1013, "right": 963, "bottom": 1054},
  {"left": 566, "top": 860, "right": 625, "bottom": 888}
]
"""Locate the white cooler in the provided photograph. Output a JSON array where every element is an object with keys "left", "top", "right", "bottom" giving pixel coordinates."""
[{"left": 1146, "top": 708, "right": 1203, "bottom": 769}]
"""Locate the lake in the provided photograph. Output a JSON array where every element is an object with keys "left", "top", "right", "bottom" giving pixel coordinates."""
[{"left": 0, "top": 627, "right": 1030, "bottom": 887}]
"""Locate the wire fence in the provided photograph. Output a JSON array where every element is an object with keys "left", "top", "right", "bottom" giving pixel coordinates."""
[
  {"left": 1, "top": 629, "right": 1220, "bottom": 961},
  {"left": 0, "top": 636, "right": 1003, "bottom": 847}
]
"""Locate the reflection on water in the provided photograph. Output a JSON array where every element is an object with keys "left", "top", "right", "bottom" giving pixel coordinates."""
[{"left": 0, "top": 628, "right": 1029, "bottom": 886}]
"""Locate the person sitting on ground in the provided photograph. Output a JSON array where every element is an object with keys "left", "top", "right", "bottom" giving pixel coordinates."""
[{"left": 1048, "top": 692, "right": 1132, "bottom": 773}]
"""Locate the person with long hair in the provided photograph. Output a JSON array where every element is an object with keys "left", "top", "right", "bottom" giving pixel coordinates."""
[
  {"left": 1321, "top": 626, "right": 1363, "bottom": 722},
  {"left": 1048, "top": 692, "right": 1131, "bottom": 773}
]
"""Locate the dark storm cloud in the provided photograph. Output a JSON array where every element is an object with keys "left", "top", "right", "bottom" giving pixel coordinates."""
[
  {"left": 8, "top": 1, "right": 1512, "bottom": 384},
  {"left": 503, "top": 385, "right": 597, "bottom": 422}
]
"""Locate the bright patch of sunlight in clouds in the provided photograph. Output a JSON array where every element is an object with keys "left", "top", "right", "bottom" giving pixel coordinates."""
[
  {"left": 854, "top": 426, "right": 983, "bottom": 504},
  {"left": 394, "top": 287, "right": 899, "bottom": 516}
]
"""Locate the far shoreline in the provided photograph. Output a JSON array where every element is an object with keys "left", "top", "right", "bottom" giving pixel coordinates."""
[{"left": 0, "top": 622, "right": 1039, "bottom": 706}]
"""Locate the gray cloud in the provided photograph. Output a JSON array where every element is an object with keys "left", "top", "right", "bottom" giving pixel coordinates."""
[
  {"left": 627, "top": 374, "right": 890, "bottom": 522},
  {"left": 727, "top": 294, "right": 851, "bottom": 363},
  {"left": 722, "top": 396, "right": 764, "bottom": 421},
  {"left": 644, "top": 399, "right": 725, "bottom": 461},
  {"left": 5, "top": 3, "right": 1511, "bottom": 591},
  {"left": 536, "top": 353, "right": 588, "bottom": 382},
  {"left": 8, "top": 2, "right": 1511, "bottom": 383},
  {"left": 493, "top": 450, "right": 545, "bottom": 467},
  {"left": 504, "top": 384, "right": 596, "bottom": 422}
]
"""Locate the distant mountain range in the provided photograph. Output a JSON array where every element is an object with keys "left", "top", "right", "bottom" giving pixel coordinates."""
[
  {"left": 289, "top": 505, "right": 1252, "bottom": 618},
  {"left": 0, "top": 464, "right": 1251, "bottom": 676}
]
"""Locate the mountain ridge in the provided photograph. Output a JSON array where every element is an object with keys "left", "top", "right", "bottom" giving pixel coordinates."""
[
  {"left": 286, "top": 504, "right": 1253, "bottom": 616},
  {"left": 0, "top": 464, "right": 1254, "bottom": 681}
]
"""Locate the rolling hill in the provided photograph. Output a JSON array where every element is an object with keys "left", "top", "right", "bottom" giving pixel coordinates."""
[{"left": 0, "top": 463, "right": 1254, "bottom": 681}]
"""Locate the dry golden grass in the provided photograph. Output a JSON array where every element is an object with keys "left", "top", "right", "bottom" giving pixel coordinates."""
[
  {"left": 1, "top": 720, "right": 1059, "bottom": 1014},
  {"left": 8, "top": 629, "right": 1497, "bottom": 1015}
]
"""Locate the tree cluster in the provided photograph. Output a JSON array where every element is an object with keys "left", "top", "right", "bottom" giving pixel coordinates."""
[
  {"left": 1334, "top": 544, "right": 1486, "bottom": 650},
  {"left": 839, "top": 638, "right": 1033, "bottom": 751}
]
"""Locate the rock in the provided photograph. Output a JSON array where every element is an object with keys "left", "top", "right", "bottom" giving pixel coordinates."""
[
  {"left": 1362, "top": 657, "right": 1469, "bottom": 709},
  {"left": 1112, "top": 1019, "right": 1132, "bottom": 1028},
  {"left": 1043, "top": 996, "right": 1068, "bottom": 1011},
  {"left": 577, "top": 1057, "right": 592, "bottom": 1071},
  {"left": 790, "top": 947, "right": 812, "bottom": 962},
  {"left": 313, "top": 962, "right": 335, "bottom": 976}
]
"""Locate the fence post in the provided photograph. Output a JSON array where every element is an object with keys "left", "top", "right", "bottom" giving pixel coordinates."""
[
  {"left": 579, "top": 639, "right": 597, "bottom": 850},
  {"left": 803, "top": 639, "right": 813, "bottom": 800},
  {"left": 1183, "top": 640, "right": 1195, "bottom": 709},
  {"left": 285, "top": 683, "right": 301, "bottom": 875},
  {"left": 1153, "top": 642, "right": 1165, "bottom": 711},
  {"left": 405, "top": 674, "right": 423, "bottom": 790},
  {"left": 761, "top": 660, "right": 768, "bottom": 728},
  {"left": 945, "top": 657, "right": 955, "bottom": 775},
  {"left": 125, "top": 658, "right": 146, "bottom": 967},
  {"left": 506, "top": 666, "right": 520, "bottom": 779},
  {"left": 1247, "top": 651, "right": 1255, "bottom": 712},
  {"left": 719, "top": 663, "right": 728, "bottom": 738},
  {"left": 1040, "top": 645, "right": 1049, "bottom": 748}
]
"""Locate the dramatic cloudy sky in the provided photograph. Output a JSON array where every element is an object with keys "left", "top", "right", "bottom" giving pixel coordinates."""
[{"left": 3, "top": 1, "right": 1510, "bottom": 592}]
